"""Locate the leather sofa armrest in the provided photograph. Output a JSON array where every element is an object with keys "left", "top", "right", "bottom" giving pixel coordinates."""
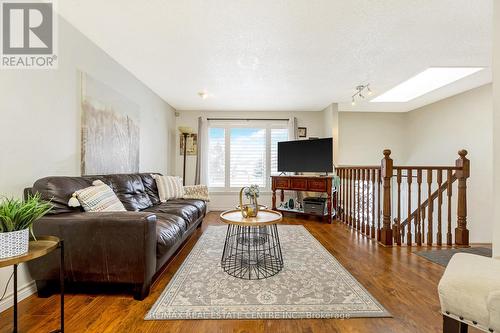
[{"left": 28, "top": 211, "right": 157, "bottom": 287}]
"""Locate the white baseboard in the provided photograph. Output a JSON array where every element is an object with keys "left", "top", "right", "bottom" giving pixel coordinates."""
[{"left": 0, "top": 280, "right": 37, "bottom": 314}]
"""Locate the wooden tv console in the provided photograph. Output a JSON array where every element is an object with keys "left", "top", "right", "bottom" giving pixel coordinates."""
[{"left": 271, "top": 175, "right": 334, "bottom": 223}]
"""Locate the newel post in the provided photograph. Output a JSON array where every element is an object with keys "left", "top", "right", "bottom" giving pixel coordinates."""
[
  {"left": 380, "top": 149, "right": 393, "bottom": 246},
  {"left": 455, "top": 149, "right": 470, "bottom": 245}
]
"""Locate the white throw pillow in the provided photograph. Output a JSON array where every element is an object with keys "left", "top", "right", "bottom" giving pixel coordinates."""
[
  {"left": 69, "top": 180, "right": 126, "bottom": 212},
  {"left": 183, "top": 185, "right": 210, "bottom": 202},
  {"left": 152, "top": 175, "right": 184, "bottom": 202}
]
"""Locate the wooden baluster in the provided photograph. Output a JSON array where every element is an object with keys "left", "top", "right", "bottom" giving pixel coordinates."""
[
  {"left": 349, "top": 169, "right": 353, "bottom": 227},
  {"left": 361, "top": 169, "right": 366, "bottom": 234},
  {"left": 353, "top": 169, "right": 357, "bottom": 229},
  {"left": 416, "top": 169, "right": 422, "bottom": 246},
  {"left": 455, "top": 150, "right": 470, "bottom": 245},
  {"left": 436, "top": 170, "right": 443, "bottom": 246},
  {"left": 339, "top": 169, "right": 343, "bottom": 222},
  {"left": 371, "top": 169, "right": 376, "bottom": 238},
  {"left": 377, "top": 168, "right": 381, "bottom": 241},
  {"left": 363, "top": 169, "right": 370, "bottom": 236},
  {"left": 446, "top": 169, "right": 453, "bottom": 245},
  {"left": 427, "top": 169, "right": 433, "bottom": 245},
  {"left": 357, "top": 169, "right": 361, "bottom": 230},
  {"left": 337, "top": 169, "right": 345, "bottom": 221},
  {"left": 367, "top": 169, "right": 371, "bottom": 236},
  {"left": 406, "top": 168, "right": 412, "bottom": 246},
  {"left": 421, "top": 205, "right": 426, "bottom": 244},
  {"left": 336, "top": 169, "right": 341, "bottom": 221},
  {"left": 354, "top": 169, "right": 357, "bottom": 229},
  {"left": 396, "top": 168, "right": 402, "bottom": 245},
  {"left": 380, "top": 150, "right": 393, "bottom": 246},
  {"left": 346, "top": 170, "right": 349, "bottom": 225},
  {"left": 344, "top": 169, "right": 349, "bottom": 224},
  {"left": 342, "top": 169, "right": 347, "bottom": 223}
]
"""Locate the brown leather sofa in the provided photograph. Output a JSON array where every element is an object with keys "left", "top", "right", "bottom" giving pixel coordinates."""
[{"left": 25, "top": 173, "right": 206, "bottom": 300}]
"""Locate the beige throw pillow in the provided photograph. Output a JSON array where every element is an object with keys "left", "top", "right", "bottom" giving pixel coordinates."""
[
  {"left": 183, "top": 185, "right": 210, "bottom": 202},
  {"left": 152, "top": 175, "right": 184, "bottom": 202},
  {"left": 70, "top": 180, "right": 126, "bottom": 212}
]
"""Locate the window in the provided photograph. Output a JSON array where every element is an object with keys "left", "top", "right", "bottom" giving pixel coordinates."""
[
  {"left": 207, "top": 121, "right": 289, "bottom": 190},
  {"left": 230, "top": 128, "right": 266, "bottom": 187}
]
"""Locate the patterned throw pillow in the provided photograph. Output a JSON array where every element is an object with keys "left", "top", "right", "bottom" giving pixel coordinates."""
[
  {"left": 183, "top": 185, "right": 210, "bottom": 202},
  {"left": 152, "top": 175, "right": 184, "bottom": 202},
  {"left": 70, "top": 180, "right": 126, "bottom": 212}
]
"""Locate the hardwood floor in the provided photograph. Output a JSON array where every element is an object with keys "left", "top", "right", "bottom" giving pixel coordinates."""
[{"left": 0, "top": 212, "right": 478, "bottom": 333}]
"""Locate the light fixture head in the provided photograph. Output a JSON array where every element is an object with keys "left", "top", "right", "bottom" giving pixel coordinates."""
[
  {"left": 178, "top": 126, "right": 194, "bottom": 134},
  {"left": 367, "top": 86, "right": 373, "bottom": 95},
  {"left": 198, "top": 91, "right": 209, "bottom": 99}
]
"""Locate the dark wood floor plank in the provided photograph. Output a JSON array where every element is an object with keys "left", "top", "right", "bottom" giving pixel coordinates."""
[{"left": 1, "top": 211, "right": 477, "bottom": 333}]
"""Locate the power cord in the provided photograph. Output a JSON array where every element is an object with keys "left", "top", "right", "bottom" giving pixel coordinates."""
[{"left": 0, "top": 272, "right": 14, "bottom": 302}]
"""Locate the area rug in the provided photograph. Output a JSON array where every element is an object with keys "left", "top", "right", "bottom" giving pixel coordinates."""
[
  {"left": 413, "top": 247, "right": 492, "bottom": 267},
  {"left": 146, "top": 225, "right": 390, "bottom": 320}
]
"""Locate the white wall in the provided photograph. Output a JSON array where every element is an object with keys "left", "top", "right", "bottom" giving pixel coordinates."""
[
  {"left": 493, "top": 1, "right": 500, "bottom": 256},
  {"left": 174, "top": 110, "right": 326, "bottom": 210},
  {"left": 0, "top": 17, "right": 176, "bottom": 312},
  {"left": 338, "top": 112, "right": 409, "bottom": 165},
  {"left": 406, "top": 84, "right": 493, "bottom": 244},
  {"left": 322, "top": 104, "right": 339, "bottom": 164}
]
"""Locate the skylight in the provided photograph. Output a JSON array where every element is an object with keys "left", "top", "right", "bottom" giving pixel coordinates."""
[{"left": 371, "top": 67, "right": 484, "bottom": 102}]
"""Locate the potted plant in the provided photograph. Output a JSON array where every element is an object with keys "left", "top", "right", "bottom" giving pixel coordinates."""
[{"left": 0, "top": 194, "right": 52, "bottom": 259}]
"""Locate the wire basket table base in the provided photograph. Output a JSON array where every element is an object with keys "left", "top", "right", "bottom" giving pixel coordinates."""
[{"left": 221, "top": 224, "right": 283, "bottom": 280}]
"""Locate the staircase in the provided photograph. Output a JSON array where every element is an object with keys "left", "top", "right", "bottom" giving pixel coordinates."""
[{"left": 335, "top": 150, "right": 470, "bottom": 247}]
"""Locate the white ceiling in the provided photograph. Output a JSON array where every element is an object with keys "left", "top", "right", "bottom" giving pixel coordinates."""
[{"left": 58, "top": 0, "right": 492, "bottom": 112}]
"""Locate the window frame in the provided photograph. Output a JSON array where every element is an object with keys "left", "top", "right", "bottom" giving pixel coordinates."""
[{"left": 207, "top": 120, "right": 288, "bottom": 192}]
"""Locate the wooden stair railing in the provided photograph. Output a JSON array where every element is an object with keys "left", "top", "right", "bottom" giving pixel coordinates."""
[
  {"left": 396, "top": 173, "right": 458, "bottom": 245},
  {"left": 336, "top": 149, "right": 470, "bottom": 247}
]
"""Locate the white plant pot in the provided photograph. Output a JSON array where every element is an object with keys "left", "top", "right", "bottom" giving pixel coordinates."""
[{"left": 0, "top": 228, "right": 29, "bottom": 259}]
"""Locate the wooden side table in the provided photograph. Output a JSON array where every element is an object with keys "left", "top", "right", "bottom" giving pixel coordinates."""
[{"left": 0, "top": 236, "right": 64, "bottom": 333}]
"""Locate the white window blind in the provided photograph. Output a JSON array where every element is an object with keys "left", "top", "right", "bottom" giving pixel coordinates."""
[
  {"left": 230, "top": 128, "right": 266, "bottom": 187},
  {"left": 207, "top": 120, "right": 288, "bottom": 190},
  {"left": 271, "top": 128, "right": 289, "bottom": 175}
]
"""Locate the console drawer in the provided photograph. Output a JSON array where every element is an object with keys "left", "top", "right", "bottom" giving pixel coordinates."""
[
  {"left": 290, "top": 178, "right": 307, "bottom": 190},
  {"left": 307, "top": 179, "right": 327, "bottom": 191},
  {"left": 274, "top": 178, "right": 290, "bottom": 189}
]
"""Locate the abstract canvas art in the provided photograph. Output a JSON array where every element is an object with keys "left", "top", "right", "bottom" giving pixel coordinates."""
[{"left": 80, "top": 72, "right": 140, "bottom": 175}]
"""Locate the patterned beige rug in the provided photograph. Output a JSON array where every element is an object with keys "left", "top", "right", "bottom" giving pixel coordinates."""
[{"left": 146, "top": 225, "right": 390, "bottom": 320}]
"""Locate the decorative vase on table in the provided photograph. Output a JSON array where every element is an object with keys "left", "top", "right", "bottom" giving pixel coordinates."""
[
  {"left": 0, "top": 194, "right": 52, "bottom": 259},
  {"left": 239, "top": 185, "right": 260, "bottom": 218}
]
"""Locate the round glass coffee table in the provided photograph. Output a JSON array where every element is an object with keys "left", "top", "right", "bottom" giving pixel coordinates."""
[{"left": 220, "top": 209, "right": 283, "bottom": 280}]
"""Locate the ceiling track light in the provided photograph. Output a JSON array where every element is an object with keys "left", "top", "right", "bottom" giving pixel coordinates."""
[{"left": 351, "top": 84, "right": 372, "bottom": 106}]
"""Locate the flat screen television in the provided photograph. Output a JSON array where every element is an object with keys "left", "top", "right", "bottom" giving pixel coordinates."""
[{"left": 277, "top": 138, "right": 333, "bottom": 173}]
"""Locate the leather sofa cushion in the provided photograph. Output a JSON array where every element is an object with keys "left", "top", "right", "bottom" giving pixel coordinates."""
[
  {"left": 144, "top": 201, "right": 199, "bottom": 225},
  {"left": 167, "top": 199, "right": 207, "bottom": 217},
  {"left": 144, "top": 202, "right": 199, "bottom": 226},
  {"left": 97, "top": 174, "right": 152, "bottom": 211},
  {"left": 32, "top": 177, "right": 92, "bottom": 214},
  {"left": 155, "top": 213, "right": 184, "bottom": 259},
  {"left": 139, "top": 173, "right": 161, "bottom": 206},
  {"left": 154, "top": 212, "right": 188, "bottom": 232}
]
